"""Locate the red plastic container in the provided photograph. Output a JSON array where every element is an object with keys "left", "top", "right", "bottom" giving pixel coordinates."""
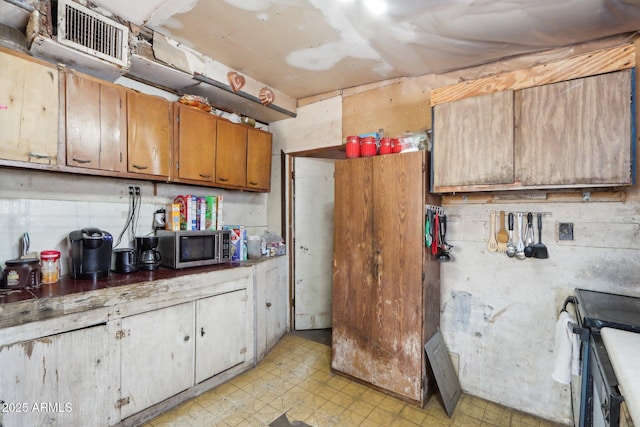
[
  {"left": 392, "top": 137, "right": 406, "bottom": 153},
  {"left": 345, "top": 135, "right": 360, "bottom": 158},
  {"left": 379, "top": 138, "right": 392, "bottom": 155},
  {"left": 360, "top": 136, "right": 377, "bottom": 157}
]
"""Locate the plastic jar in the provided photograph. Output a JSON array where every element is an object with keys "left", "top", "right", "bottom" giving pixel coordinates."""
[
  {"left": 379, "top": 138, "right": 392, "bottom": 155},
  {"left": 360, "top": 136, "right": 377, "bottom": 157},
  {"left": 40, "top": 250, "right": 61, "bottom": 284},
  {"left": 345, "top": 135, "right": 360, "bottom": 158}
]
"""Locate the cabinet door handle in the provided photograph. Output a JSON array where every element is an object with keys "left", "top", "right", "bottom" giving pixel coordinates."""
[
  {"left": 249, "top": 181, "right": 258, "bottom": 185},
  {"left": 200, "top": 327, "right": 205, "bottom": 337},
  {"left": 218, "top": 177, "right": 229, "bottom": 182},
  {"left": 199, "top": 174, "right": 211, "bottom": 179},
  {"left": 184, "top": 335, "right": 190, "bottom": 342},
  {"left": 266, "top": 302, "right": 272, "bottom": 307},
  {"left": 72, "top": 158, "right": 92, "bottom": 164},
  {"left": 132, "top": 164, "right": 148, "bottom": 170}
]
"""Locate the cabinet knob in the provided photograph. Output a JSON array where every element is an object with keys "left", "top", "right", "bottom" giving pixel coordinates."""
[
  {"left": 266, "top": 302, "right": 272, "bottom": 307},
  {"left": 184, "top": 335, "right": 190, "bottom": 342}
]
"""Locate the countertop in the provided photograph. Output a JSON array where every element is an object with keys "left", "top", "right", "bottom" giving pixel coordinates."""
[
  {"left": 601, "top": 327, "right": 640, "bottom": 426},
  {"left": 0, "top": 257, "right": 276, "bottom": 329}
]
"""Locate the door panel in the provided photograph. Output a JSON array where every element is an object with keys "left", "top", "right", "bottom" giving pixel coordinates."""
[
  {"left": 331, "top": 157, "right": 374, "bottom": 382},
  {"left": 371, "top": 152, "right": 424, "bottom": 400},
  {"left": 293, "top": 157, "right": 335, "bottom": 330}
]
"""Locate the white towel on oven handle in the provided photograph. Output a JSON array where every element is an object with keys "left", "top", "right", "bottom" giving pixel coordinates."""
[{"left": 552, "top": 310, "right": 581, "bottom": 384}]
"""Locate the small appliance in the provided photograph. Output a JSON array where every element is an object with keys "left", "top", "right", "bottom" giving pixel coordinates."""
[
  {"left": 68, "top": 228, "right": 113, "bottom": 280},
  {"left": 111, "top": 248, "right": 139, "bottom": 274},
  {"left": 136, "top": 236, "right": 161, "bottom": 271},
  {"left": 156, "top": 229, "right": 231, "bottom": 269}
]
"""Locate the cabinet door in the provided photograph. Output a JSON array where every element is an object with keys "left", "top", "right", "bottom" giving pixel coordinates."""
[
  {"left": 517, "top": 70, "right": 633, "bottom": 186},
  {"left": 0, "top": 50, "right": 59, "bottom": 164},
  {"left": 216, "top": 120, "right": 247, "bottom": 188},
  {"left": 0, "top": 325, "right": 111, "bottom": 426},
  {"left": 174, "top": 103, "right": 216, "bottom": 183},
  {"left": 195, "top": 289, "right": 248, "bottom": 383},
  {"left": 432, "top": 90, "right": 514, "bottom": 191},
  {"left": 127, "top": 90, "right": 172, "bottom": 178},
  {"left": 65, "top": 70, "right": 126, "bottom": 171},
  {"left": 120, "top": 303, "right": 195, "bottom": 419},
  {"left": 246, "top": 128, "right": 272, "bottom": 191},
  {"left": 331, "top": 156, "right": 375, "bottom": 383},
  {"left": 371, "top": 152, "right": 425, "bottom": 400},
  {"left": 265, "top": 256, "right": 287, "bottom": 351}
]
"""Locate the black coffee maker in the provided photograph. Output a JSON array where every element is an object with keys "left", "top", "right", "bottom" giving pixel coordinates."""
[
  {"left": 136, "top": 236, "right": 161, "bottom": 271},
  {"left": 69, "top": 228, "right": 113, "bottom": 280}
]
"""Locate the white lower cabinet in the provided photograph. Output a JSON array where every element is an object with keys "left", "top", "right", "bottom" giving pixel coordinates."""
[
  {"left": 0, "top": 324, "right": 111, "bottom": 427},
  {"left": 196, "top": 289, "right": 248, "bottom": 383},
  {"left": 256, "top": 256, "right": 288, "bottom": 360},
  {"left": 119, "top": 302, "right": 195, "bottom": 419}
]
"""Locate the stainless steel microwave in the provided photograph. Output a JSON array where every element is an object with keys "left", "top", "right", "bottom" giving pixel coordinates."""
[{"left": 156, "top": 230, "right": 231, "bottom": 269}]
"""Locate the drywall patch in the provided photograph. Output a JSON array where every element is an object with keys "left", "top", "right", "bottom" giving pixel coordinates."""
[{"left": 451, "top": 291, "right": 472, "bottom": 332}]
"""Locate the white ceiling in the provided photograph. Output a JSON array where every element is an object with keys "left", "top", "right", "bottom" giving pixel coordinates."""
[{"left": 84, "top": 0, "right": 640, "bottom": 101}]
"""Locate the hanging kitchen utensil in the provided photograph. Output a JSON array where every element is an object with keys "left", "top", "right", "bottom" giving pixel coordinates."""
[
  {"left": 515, "top": 213, "right": 526, "bottom": 260},
  {"left": 487, "top": 210, "right": 498, "bottom": 253},
  {"left": 533, "top": 213, "right": 549, "bottom": 259},
  {"left": 436, "top": 214, "right": 451, "bottom": 262},
  {"left": 431, "top": 213, "right": 439, "bottom": 256},
  {"left": 496, "top": 211, "right": 508, "bottom": 254},
  {"left": 425, "top": 208, "right": 432, "bottom": 248},
  {"left": 524, "top": 212, "right": 536, "bottom": 258},
  {"left": 506, "top": 212, "right": 516, "bottom": 258}
]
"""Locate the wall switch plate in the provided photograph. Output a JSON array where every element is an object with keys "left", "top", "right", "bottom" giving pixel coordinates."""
[{"left": 559, "top": 223, "right": 574, "bottom": 240}]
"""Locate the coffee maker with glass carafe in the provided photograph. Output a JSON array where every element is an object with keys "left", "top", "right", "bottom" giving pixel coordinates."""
[{"left": 136, "top": 236, "right": 161, "bottom": 271}]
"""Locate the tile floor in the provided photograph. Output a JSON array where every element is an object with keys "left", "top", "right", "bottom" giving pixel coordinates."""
[{"left": 144, "top": 334, "right": 563, "bottom": 427}]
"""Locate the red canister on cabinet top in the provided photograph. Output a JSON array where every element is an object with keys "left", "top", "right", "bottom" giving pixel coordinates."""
[
  {"left": 379, "top": 138, "right": 392, "bottom": 155},
  {"left": 345, "top": 135, "right": 360, "bottom": 158},
  {"left": 360, "top": 136, "right": 377, "bottom": 157}
]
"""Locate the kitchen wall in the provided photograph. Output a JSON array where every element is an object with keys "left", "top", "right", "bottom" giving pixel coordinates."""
[
  {"left": 0, "top": 167, "right": 268, "bottom": 276},
  {"left": 268, "top": 37, "right": 640, "bottom": 424}
]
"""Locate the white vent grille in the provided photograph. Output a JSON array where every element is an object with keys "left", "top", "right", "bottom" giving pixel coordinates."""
[{"left": 57, "top": 0, "right": 129, "bottom": 67}]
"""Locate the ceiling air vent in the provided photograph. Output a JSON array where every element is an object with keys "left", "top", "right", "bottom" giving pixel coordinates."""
[{"left": 57, "top": 0, "right": 129, "bottom": 67}]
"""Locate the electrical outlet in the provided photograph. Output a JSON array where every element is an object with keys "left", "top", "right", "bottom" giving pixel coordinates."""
[
  {"left": 128, "top": 186, "right": 134, "bottom": 196},
  {"left": 134, "top": 186, "right": 141, "bottom": 196},
  {"left": 559, "top": 223, "right": 574, "bottom": 240}
]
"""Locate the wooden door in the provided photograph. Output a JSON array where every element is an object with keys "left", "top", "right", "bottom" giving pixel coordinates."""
[
  {"left": 517, "top": 70, "right": 633, "bottom": 186},
  {"left": 246, "top": 128, "right": 272, "bottom": 191},
  {"left": 216, "top": 120, "right": 247, "bottom": 188},
  {"left": 120, "top": 303, "right": 195, "bottom": 418},
  {"left": 0, "top": 325, "right": 111, "bottom": 426},
  {"left": 175, "top": 103, "right": 216, "bottom": 183},
  {"left": 0, "top": 49, "right": 59, "bottom": 164},
  {"left": 331, "top": 156, "right": 375, "bottom": 384},
  {"left": 195, "top": 289, "right": 247, "bottom": 383},
  {"left": 65, "top": 70, "right": 126, "bottom": 171},
  {"left": 371, "top": 151, "right": 425, "bottom": 401},
  {"left": 432, "top": 90, "right": 514, "bottom": 191},
  {"left": 127, "top": 90, "right": 172, "bottom": 178}
]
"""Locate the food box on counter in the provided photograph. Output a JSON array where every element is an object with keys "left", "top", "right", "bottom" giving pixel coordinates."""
[
  {"left": 224, "top": 225, "right": 246, "bottom": 261},
  {"left": 205, "top": 196, "right": 218, "bottom": 231},
  {"left": 174, "top": 195, "right": 197, "bottom": 230},
  {"left": 165, "top": 203, "right": 180, "bottom": 231}
]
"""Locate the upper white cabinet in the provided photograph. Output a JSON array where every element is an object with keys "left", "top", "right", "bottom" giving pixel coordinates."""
[{"left": 0, "top": 48, "right": 59, "bottom": 165}]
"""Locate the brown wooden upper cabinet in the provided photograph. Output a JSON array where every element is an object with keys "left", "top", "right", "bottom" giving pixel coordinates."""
[
  {"left": 0, "top": 48, "right": 59, "bottom": 165},
  {"left": 65, "top": 70, "right": 127, "bottom": 172},
  {"left": 127, "top": 90, "right": 172, "bottom": 180},
  {"left": 432, "top": 69, "right": 635, "bottom": 193},
  {"left": 216, "top": 119, "right": 248, "bottom": 189},
  {"left": 173, "top": 103, "right": 217, "bottom": 185},
  {"left": 246, "top": 128, "right": 272, "bottom": 192}
]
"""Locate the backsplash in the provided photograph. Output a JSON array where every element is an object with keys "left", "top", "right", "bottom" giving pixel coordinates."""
[{"left": 0, "top": 168, "right": 268, "bottom": 276}]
